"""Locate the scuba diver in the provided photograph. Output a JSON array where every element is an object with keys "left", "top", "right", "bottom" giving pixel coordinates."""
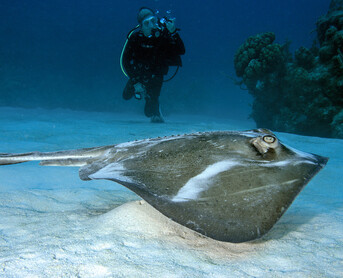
[{"left": 121, "top": 7, "right": 185, "bottom": 123}]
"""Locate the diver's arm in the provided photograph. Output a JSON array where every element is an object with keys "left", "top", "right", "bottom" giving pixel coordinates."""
[
  {"left": 169, "top": 32, "right": 185, "bottom": 55},
  {"left": 161, "top": 26, "right": 185, "bottom": 56},
  {"left": 162, "top": 18, "right": 185, "bottom": 54}
]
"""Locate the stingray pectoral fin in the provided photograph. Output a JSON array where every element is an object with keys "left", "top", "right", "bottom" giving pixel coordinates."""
[
  {"left": 165, "top": 154, "right": 329, "bottom": 243},
  {"left": 0, "top": 145, "right": 114, "bottom": 167}
]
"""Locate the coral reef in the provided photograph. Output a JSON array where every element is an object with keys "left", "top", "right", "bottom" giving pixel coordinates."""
[{"left": 234, "top": 0, "right": 343, "bottom": 138}]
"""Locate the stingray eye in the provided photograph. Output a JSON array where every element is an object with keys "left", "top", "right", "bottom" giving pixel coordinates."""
[
  {"left": 250, "top": 134, "right": 279, "bottom": 156},
  {"left": 263, "top": 135, "right": 276, "bottom": 144}
]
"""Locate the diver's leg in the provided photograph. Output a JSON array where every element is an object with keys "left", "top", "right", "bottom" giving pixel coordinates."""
[
  {"left": 122, "top": 80, "right": 135, "bottom": 100},
  {"left": 144, "top": 75, "right": 163, "bottom": 121}
]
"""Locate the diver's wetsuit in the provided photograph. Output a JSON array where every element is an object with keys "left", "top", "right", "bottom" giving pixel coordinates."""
[{"left": 122, "top": 28, "right": 185, "bottom": 118}]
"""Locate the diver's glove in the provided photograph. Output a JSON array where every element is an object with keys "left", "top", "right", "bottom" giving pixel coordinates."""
[
  {"left": 133, "top": 82, "right": 147, "bottom": 100},
  {"left": 165, "top": 18, "right": 176, "bottom": 34}
]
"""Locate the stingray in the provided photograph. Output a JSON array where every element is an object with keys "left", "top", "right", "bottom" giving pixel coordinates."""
[{"left": 0, "top": 128, "right": 328, "bottom": 243}]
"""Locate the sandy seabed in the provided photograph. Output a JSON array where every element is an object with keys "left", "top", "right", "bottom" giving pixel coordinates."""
[{"left": 0, "top": 107, "right": 342, "bottom": 277}]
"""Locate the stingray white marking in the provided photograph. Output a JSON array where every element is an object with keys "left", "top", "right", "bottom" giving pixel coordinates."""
[
  {"left": 258, "top": 159, "right": 316, "bottom": 167},
  {"left": 89, "top": 162, "right": 133, "bottom": 183},
  {"left": 228, "top": 179, "right": 300, "bottom": 197},
  {"left": 114, "top": 134, "right": 193, "bottom": 155},
  {"left": 172, "top": 160, "right": 241, "bottom": 202},
  {"left": 240, "top": 131, "right": 261, "bottom": 137},
  {"left": 116, "top": 134, "right": 190, "bottom": 148},
  {"left": 259, "top": 160, "right": 292, "bottom": 167}
]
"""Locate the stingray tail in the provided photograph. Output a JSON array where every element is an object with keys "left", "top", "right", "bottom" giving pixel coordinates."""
[{"left": 0, "top": 145, "right": 113, "bottom": 167}]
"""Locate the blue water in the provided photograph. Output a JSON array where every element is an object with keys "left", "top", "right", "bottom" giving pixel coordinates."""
[
  {"left": 0, "top": 1, "right": 342, "bottom": 277},
  {"left": 0, "top": 0, "right": 329, "bottom": 117}
]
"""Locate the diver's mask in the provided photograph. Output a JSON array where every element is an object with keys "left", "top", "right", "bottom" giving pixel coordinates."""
[{"left": 141, "top": 15, "right": 161, "bottom": 38}]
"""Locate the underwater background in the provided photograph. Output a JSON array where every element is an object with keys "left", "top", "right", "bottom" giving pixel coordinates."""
[
  {"left": 0, "top": 1, "right": 342, "bottom": 277},
  {"left": 0, "top": 0, "right": 329, "bottom": 119}
]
